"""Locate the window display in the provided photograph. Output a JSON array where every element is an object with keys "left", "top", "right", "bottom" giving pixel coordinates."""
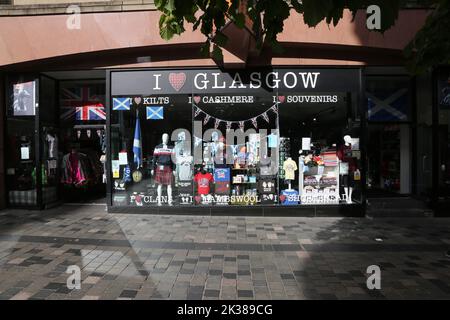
[{"left": 109, "top": 69, "right": 362, "bottom": 208}]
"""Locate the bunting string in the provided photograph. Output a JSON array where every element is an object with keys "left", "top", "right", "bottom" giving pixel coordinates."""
[{"left": 193, "top": 103, "right": 278, "bottom": 131}]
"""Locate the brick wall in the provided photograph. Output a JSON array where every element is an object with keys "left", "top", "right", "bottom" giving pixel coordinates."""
[{"left": 0, "top": 0, "right": 155, "bottom": 16}]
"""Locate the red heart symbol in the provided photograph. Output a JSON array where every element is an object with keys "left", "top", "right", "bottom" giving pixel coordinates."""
[
  {"left": 169, "top": 73, "right": 186, "bottom": 92},
  {"left": 194, "top": 96, "right": 201, "bottom": 104},
  {"left": 134, "top": 97, "right": 142, "bottom": 105},
  {"left": 279, "top": 195, "right": 286, "bottom": 202},
  {"left": 278, "top": 96, "right": 285, "bottom": 103},
  {"left": 194, "top": 196, "right": 201, "bottom": 204}
]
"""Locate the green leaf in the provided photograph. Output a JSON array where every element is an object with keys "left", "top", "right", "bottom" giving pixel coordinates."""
[
  {"left": 214, "top": 31, "right": 228, "bottom": 47},
  {"left": 164, "top": 0, "right": 175, "bottom": 12},
  {"left": 160, "top": 24, "right": 175, "bottom": 40},
  {"left": 200, "top": 41, "right": 211, "bottom": 57},
  {"left": 154, "top": 0, "right": 166, "bottom": 10},
  {"left": 234, "top": 13, "right": 246, "bottom": 29},
  {"left": 212, "top": 45, "right": 224, "bottom": 61}
]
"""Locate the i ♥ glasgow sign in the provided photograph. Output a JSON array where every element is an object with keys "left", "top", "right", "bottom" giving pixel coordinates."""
[{"left": 111, "top": 68, "right": 360, "bottom": 95}]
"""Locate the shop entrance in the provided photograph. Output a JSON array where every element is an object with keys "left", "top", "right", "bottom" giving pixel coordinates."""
[
  {"left": 365, "top": 75, "right": 413, "bottom": 198},
  {"left": 46, "top": 71, "right": 107, "bottom": 205},
  {"left": 367, "top": 123, "right": 411, "bottom": 196},
  {"left": 437, "top": 70, "right": 450, "bottom": 204},
  {"left": 4, "top": 70, "right": 107, "bottom": 209}
]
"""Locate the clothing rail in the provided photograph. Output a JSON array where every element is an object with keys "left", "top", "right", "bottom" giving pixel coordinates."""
[{"left": 73, "top": 124, "right": 106, "bottom": 129}]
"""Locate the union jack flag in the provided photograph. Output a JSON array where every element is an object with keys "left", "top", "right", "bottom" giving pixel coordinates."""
[{"left": 60, "top": 85, "right": 105, "bottom": 121}]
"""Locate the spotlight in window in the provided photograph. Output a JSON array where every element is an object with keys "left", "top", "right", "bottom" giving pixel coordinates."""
[
  {"left": 313, "top": 118, "right": 317, "bottom": 122},
  {"left": 301, "top": 122, "right": 306, "bottom": 126}
]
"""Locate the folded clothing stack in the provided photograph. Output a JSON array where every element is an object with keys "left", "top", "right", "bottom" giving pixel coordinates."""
[{"left": 322, "top": 151, "right": 338, "bottom": 167}]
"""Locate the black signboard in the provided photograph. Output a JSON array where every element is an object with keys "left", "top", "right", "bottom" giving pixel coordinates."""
[{"left": 111, "top": 68, "right": 360, "bottom": 96}]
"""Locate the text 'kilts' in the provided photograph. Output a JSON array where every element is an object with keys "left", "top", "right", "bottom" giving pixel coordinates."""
[{"left": 154, "top": 166, "right": 173, "bottom": 185}]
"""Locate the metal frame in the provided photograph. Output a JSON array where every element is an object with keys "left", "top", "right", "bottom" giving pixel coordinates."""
[{"left": 105, "top": 66, "right": 365, "bottom": 216}]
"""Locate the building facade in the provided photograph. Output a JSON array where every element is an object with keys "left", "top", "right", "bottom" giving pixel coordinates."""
[{"left": 0, "top": 1, "right": 448, "bottom": 216}]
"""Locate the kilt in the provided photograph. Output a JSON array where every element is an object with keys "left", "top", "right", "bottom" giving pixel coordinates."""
[{"left": 154, "top": 166, "right": 173, "bottom": 185}]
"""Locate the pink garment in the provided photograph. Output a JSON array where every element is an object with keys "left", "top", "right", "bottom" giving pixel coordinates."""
[{"left": 62, "top": 152, "right": 87, "bottom": 185}]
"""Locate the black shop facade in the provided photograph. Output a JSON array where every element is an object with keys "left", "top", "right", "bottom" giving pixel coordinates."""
[{"left": 106, "top": 68, "right": 364, "bottom": 215}]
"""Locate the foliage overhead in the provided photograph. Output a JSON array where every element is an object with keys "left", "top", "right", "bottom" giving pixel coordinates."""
[{"left": 155, "top": 0, "right": 449, "bottom": 73}]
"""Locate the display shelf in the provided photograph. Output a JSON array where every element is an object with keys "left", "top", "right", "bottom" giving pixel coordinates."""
[{"left": 231, "top": 182, "right": 257, "bottom": 184}]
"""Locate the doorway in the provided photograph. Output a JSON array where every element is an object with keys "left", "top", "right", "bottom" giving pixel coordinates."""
[
  {"left": 367, "top": 123, "right": 411, "bottom": 196},
  {"left": 42, "top": 70, "right": 107, "bottom": 206},
  {"left": 365, "top": 75, "right": 413, "bottom": 198}
]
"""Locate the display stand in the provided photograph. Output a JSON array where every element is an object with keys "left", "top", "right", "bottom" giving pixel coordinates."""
[{"left": 299, "top": 155, "right": 340, "bottom": 205}]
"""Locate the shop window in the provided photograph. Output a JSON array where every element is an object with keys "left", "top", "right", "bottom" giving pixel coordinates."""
[
  {"left": 278, "top": 92, "right": 362, "bottom": 205},
  {"left": 110, "top": 95, "right": 192, "bottom": 206},
  {"left": 5, "top": 75, "right": 39, "bottom": 206},
  {"left": 109, "top": 69, "right": 362, "bottom": 208}
]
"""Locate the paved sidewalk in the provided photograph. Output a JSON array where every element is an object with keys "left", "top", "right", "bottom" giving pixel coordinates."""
[{"left": 0, "top": 205, "right": 449, "bottom": 300}]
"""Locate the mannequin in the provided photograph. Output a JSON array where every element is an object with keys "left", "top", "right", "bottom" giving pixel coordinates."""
[
  {"left": 337, "top": 135, "right": 355, "bottom": 204},
  {"left": 151, "top": 133, "right": 175, "bottom": 206},
  {"left": 46, "top": 133, "right": 57, "bottom": 159}
]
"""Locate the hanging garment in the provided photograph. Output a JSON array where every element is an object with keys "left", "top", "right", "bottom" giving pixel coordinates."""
[{"left": 61, "top": 152, "right": 88, "bottom": 186}]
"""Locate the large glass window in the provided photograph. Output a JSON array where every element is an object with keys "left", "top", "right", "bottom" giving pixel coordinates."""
[
  {"left": 5, "top": 75, "right": 39, "bottom": 207},
  {"left": 110, "top": 69, "right": 361, "bottom": 207}
]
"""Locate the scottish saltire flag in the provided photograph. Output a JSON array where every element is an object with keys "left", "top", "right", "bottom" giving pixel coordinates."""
[
  {"left": 146, "top": 106, "right": 164, "bottom": 120},
  {"left": 60, "top": 85, "right": 105, "bottom": 120},
  {"left": 75, "top": 105, "right": 106, "bottom": 120},
  {"left": 367, "top": 88, "right": 409, "bottom": 121},
  {"left": 113, "top": 97, "right": 131, "bottom": 111},
  {"left": 133, "top": 113, "right": 142, "bottom": 168}
]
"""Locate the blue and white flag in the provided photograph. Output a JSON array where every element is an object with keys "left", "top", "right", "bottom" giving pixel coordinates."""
[
  {"left": 146, "top": 106, "right": 164, "bottom": 120},
  {"left": 133, "top": 112, "right": 142, "bottom": 168},
  {"left": 113, "top": 97, "right": 131, "bottom": 111},
  {"left": 367, "top": 88, "right": 408, "bottom": 121}
]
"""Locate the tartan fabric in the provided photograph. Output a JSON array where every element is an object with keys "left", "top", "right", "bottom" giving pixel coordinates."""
[
  {"left": 154, "top": 166, "right": 173, "bottom": 185},
  {"left": 8, "top": 187, "right": 57, "bottom": 206}
]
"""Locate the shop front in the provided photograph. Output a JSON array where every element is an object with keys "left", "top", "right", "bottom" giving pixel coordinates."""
[{"left": 107, "top": 68, "right": 365, "bottom": 216}]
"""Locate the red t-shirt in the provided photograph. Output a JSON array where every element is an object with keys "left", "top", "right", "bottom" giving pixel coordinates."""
[
  {"left": 194, "top": 172, "right": 214, "bottom": 195},
  {"left": 337, "top": 144, "right": 357, "bottom": 172}
]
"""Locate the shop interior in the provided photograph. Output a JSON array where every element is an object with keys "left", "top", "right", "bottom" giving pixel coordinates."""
[{"left": 5, "top": 70, "right": 107, "bottom": 208}]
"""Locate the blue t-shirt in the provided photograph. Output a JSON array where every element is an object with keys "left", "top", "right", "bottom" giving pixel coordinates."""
[
  {"left": 281, "top": 189, "right": 300, "bottom": 205},
  {"left": 214, "top": 168, "right": 230, "bottom": 182}
]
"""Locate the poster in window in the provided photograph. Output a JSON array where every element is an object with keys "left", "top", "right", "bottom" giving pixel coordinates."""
[
  {"left": 13, "top": 81, "right": 36, "bottom": 116},
  {"left": 439, "top": 74, "right": 450, "bottom": 109}
]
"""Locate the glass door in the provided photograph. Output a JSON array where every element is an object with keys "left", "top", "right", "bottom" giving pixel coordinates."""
[
  {"left": 437, "top": 70, "right": 450, "bottom": 201},
  {"left": 365, "top": 75, "right": 413, "bottom": 197}
]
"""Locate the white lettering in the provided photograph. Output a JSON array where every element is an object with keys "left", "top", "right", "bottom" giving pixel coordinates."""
[
  {"left": 299, "top": 72, "right": 320, "bottom": 88},
  {"left": 250, "top": 72, "right": 262, "bottom": 89},
  {"left": 266, "top": 72, "right": 281, "bottom": 89},
  {"left": 194, "top": 73, "right": 208, "bottom": 90},
  {"left": 283, "top": 72, "right": 297, "bottom": 89},
  {"left": 153, "top": 74, "right": 161, "bottom": 90},
  {"left": 212, "top": 72, "right": 226, "bottom": 89},
  {"left": 229, "top": 73, "right": 246, "bottom": 89}
]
